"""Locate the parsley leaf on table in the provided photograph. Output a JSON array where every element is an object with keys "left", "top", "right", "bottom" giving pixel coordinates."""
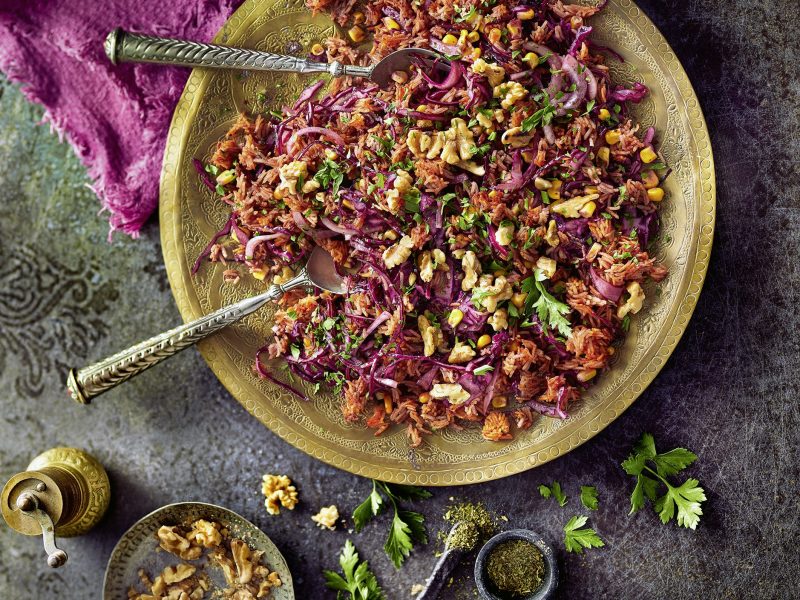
[
  {"left": 539, "top": 481, "right": 568, "bottom": 507},
  {"left": 580, "top": 486, "right": 599, "bottom": 510},
  {"left": 622, "top": 433, "right": 706, "bottom": 529},
  {"left": 323, "top": 540, "right": 385, "bottom": 600},
  {"left": 353, "top": 480, "right": 384, "bottom": 532},
  {"left": 563, "top": 515, "right": 605, "bottom": 554},
  {"left": 350, "top": 480, "right": 431, "bottom": 568}
]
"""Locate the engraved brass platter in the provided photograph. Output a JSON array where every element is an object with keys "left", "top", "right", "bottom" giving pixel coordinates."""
[{"left": 160, "top": 0, "right": 715, "bottom": 485}]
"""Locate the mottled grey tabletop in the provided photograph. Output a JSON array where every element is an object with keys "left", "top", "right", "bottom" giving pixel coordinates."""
[{"left": 0, "top": 1, "right": 798, "bottom": 598}]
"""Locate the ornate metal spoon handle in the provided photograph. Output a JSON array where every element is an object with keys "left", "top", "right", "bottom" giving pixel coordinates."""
[
  {"left": 67, "top": 270, "right": 311, "bottom": 404},
  {"left": 104, "top": 28, "right": 373, "bottom": 79}
]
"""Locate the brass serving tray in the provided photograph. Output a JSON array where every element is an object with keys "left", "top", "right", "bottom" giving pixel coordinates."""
[{"left": 160, "top": 0, "right": 715, "bottom": 485}]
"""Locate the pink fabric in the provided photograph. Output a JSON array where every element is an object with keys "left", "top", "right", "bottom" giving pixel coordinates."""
[{"left": 0, "top": 0, "right": 244, "bottom": 237}]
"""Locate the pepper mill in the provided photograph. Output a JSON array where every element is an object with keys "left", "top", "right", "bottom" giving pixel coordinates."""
[{"left": 1, "top": 447, "right": 110, "bottom": 568}]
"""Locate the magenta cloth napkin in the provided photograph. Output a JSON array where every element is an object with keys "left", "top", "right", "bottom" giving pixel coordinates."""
[{"left": 0, "top": 0, "right": 244, "bottom": 237}]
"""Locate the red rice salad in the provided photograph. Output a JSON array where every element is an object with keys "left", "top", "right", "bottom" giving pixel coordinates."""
[{"left": 195, "top": 0, "right": 669, "bottom": 446}]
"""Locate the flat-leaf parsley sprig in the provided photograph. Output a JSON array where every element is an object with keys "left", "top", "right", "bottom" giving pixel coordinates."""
[
  {"left": 563, "top": 515, "right": 605, "bottom": 554},
  {"left": 352, "top": 480, "right": 432, "bottom": 568},
  {"left": 323, "top": 540, "right": 385, "bottom": 600},
  {"left": 622, "top": 433, "right": 707, "bottom": 529}
]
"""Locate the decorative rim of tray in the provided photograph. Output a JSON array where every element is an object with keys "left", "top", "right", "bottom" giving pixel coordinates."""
[{"left": 160, "top": 0, "right": 716, "bottom": 485}]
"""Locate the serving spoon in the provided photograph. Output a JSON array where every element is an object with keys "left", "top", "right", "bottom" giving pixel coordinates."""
[
  {"left": 104, "top": 28, "right": 443, "bottom": 88},
  {"left": 66, "top": 247, "right": 346, "bottom": 404}
]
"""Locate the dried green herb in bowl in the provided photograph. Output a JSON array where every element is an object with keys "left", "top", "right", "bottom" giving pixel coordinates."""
[
  {"left": 486, "top": 539, "right": 545, "bottom": 596},
  {"left": 475, "top": 529, "right": 558, "bottom": 600}
]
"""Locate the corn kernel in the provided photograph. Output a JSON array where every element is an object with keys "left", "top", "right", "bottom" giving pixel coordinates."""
[
  {"left": 605, "top": 129, "right": 621, "bottom": 145},
  {"left": 384, "top": 230, "right": 398, "bottom": 241},
  {"left": 578, "top": 201, "right": 597, "bottom": 218},
  {"left": 353, "top": 11, "right": 365, "bottom": 25},
  {"left": 251, "top": 269, "right": 267, "bottom": 281},
  {"left": 216, "top": 169, "right": 236, "bottom": 185},
  {"left": 442, "top": 33, "right": 458, "bottom": 45},
  {"left": 467, "top": 30, "right": 480, "bottom": 42},
  {"left": 477, "top": 334, "right": 492, "bottom": 349},
  {"left": 311, "top": 43, "right": 326, "bottom": 57},
  {"left": 491, "top": 395, "right": 508, "bottom": 408},
  {"left": 448, "top": 309, "right": 464, "bottom": 327},
  {"left": 518, "top": 9, "right": 535, "bottom": 20},
  {"left": 598, "top": 108, "right": 611, "bottom": 121},
  {"left": 419, "top": 392, "right": 431, "bottom": 404},
  {"left": 384, "top": 395, "right": 393, "bottom": 413},
  {"left": 641, "top": 169, "right": 659, "bottom": 189},
  {"left": 324, "top": 148, "right": 338, "bottom": 160},
  {"left": 640, "top": 147, "right": 658, "bottom": 164},
  {"left": 597, "top": 146, "right": 610, "bottom": 167},
  {"left": 488, "top": 190, "right": 499, "bottom": 200},
  {"left": 548, "top": 179, "right": 562, "bottom": 200},
  {"left": 577, "top": 369, "right": 597, "bottom": 382},
  {"left": 507, "top": 23, "right": 520, "bottom": 36},
  {"left": 522, "top": 52, "right": 539, "bottom": 68},
  {"left": 488, "top": 28, "right": 502, "bottom": 45},
  {"left": 384, "top": 17, "right": 400, "bottom": 30},
  {"left": 511, "top": 292, "right": 527, "bottom": 309},
  {"left": 470, "top": 47, "right": 482, "bottom": 60},
  {"left": 408, "top": 272, "right": 417, "bottom": 285},
  {"left": 342, "top": 199, "right": 354, "bottom": 210},
  {"left": 273, "top": 188, "right": 285, "bottom": 200},
  {"left": 647, "top": 187, "right": 665, "bottom": 202},
  {"left": 458, "top": 29, "right": 469, "bottom": 45},
  {"left": 534, "top": 177, "right": 552, "bottom": 191},
  {"left": 348, "top": 26, "right": 365, "bottom": 43}
]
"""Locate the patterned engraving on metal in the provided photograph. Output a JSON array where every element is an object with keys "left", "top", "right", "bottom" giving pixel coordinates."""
[{"left": 159, "top": 0, "right": 716, "bottom": 485}]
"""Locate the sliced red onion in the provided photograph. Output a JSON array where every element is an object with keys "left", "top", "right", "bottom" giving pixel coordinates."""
[
  {"left": 244, "top": 233, "right": 289, "bottom": 260},
  {"left": 420, "top": 59, "right": 464, "bottom": 90},
  {"left": 289, "top": 126, "right": 345, "bottom": 149},
  {"left": 590, "top": 267, "right": 624, "bottom": 302},
  {"left": 320, "top": 216, "right": 359, "bottom": 236},
  {"left": 559, "top": 55, "right": 588, "bottom": 113},
  {"left": 429, "top": 37, "right": 460, "bottom": 56},
  {"left": 543, "top": 124, "right": 556, "bottom": 144}
]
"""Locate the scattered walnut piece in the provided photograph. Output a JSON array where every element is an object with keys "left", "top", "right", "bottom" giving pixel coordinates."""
[
  {"left": 187, "top": 519, "right": 222, "bottom": 549},
  {"left": 311, "top": 505, "right": 339, "bottom": 530},
  {"left": 158, "top": 525, "right": 202, "bottom": 560},
  {"left": 261, "top": 474, "right": 300, "bottom": 515}
]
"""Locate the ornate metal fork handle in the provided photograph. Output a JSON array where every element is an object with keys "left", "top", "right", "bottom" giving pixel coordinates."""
[
  {"left": 104, "top": 28, "right": 373, "bottom": 79},
  {"left": 67, "top": 270, "right": 311, "bottom": 405}
]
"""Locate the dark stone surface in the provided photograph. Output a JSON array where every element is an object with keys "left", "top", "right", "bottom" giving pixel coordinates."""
[{"left": 0, "top": 1, "right": 798, "bottom": 598}]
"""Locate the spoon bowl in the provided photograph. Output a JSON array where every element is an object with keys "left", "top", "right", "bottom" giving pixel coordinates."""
[
  {"left": 369, "top": 48, "right": 445, "bottom": 87},
  {"left": 306, "top": 246, "right": 347, "bottom": 294}
]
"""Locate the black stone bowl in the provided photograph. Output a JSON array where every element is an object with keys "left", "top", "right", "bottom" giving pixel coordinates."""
[{"left": 474, "top": 529, "right": 559, "bottom": 600}]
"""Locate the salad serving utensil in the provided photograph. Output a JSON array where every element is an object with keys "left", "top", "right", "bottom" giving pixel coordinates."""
[
  {"left": 104, "top": 28, "right": 443, "bottom": 88},
  {"left": 66, "top": 247, "right": 346, "bottom": 404}
]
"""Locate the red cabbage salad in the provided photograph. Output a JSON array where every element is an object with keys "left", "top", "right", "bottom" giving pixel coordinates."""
[{"left": 195, "top": 0, "right": 669, "bottom": 446}]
